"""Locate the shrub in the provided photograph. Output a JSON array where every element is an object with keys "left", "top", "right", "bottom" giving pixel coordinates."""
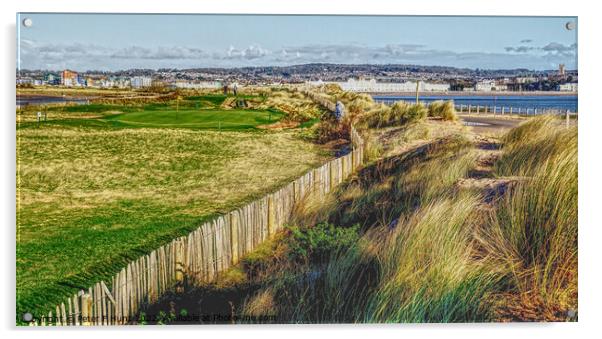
[{"left": 284, "top": 223, "right": 360, "bottom": 263}]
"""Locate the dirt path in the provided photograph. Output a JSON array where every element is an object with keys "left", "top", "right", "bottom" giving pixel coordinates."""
[{"left": 458, "top": 127, "right": 524, "bottom": 206}]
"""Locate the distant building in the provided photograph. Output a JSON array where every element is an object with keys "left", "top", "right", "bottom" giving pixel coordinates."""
[
  {"left": 558, "top": 83, "right": 578, "bottom": 92},
  {"left": 514, "top": 76, "right": 537, "bottom": 84},
  {"left": 559, "top": 64, "right": 566, "bottom": 76},
  {"left": 60, "top": 70, "right": 79, "bottom": 86},
  {"left": 474, "top": 80, "right": 507, "bottom": 92},
  {"left": 16, "top": 77, "right": 34, "bottom": 85},
  {"left": 130, "top": 76, "right": 152, "bottom": 88},
  {"left": 111, "top": 77, "right": 131, "bottom": 88},
  {"left": 421, "top": 82, "right": 451, "bottom": 92},
  {"left": 325, "top": 78, "right": 450, "bottom": 93},
  {"left": 45, "top": 73, "right": 59, "bottom": 85},
  {"left": 86, "top": 77, "right": 101, "bottom": 88},
  {"left": 172, "top": 80, "right": 222, "bottom": 89}
]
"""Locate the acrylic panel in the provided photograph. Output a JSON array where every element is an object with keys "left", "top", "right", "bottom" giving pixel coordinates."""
[{"left": 16, "top": 13, "right": 578, "bottom": 326}]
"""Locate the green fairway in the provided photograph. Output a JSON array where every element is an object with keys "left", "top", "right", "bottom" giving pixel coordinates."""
[
  {"left": 16, "top": 95, "right": 328, "bottom": 318},
  {"left": 104, "top": 108, "right": 283, "bottom": 129},
  {"left": 29, "top": 96, "right": 281, "bottom": 130}
]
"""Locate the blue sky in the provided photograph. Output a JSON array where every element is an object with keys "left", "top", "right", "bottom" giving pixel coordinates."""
[{"left": 17, "top": 14, "right": 578, "bottom": 71}]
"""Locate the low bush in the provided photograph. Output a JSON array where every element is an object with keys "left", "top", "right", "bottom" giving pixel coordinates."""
[{"left": 284, "top": 222, "right": 361, "bottom": 263}]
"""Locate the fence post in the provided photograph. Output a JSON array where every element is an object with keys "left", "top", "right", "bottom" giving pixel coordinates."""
[
  {"left": 81, "top": 294, "right": 91, "bottom": 326},
  {"left": 566, "top": 110, "right": 570, "bottom": 129},
  {"left": 175, "top": 240, "right": 184, "bottom": 293},
  {"left": 229, "top": 213, "right": 239, "bottom": 264},
  {"left": 342, "top": 153, "right": 347, "bottom": 180},
  {"left": 468, "top": 105, "right": 472, "bottom": 115},
  {"left": 329, "top": 162, "right": 335, "bottom": 191},
  {"left": 267, "top": 195, "right": 275, "bottom": 235}
]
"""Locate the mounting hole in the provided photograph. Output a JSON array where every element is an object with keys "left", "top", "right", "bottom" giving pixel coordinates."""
[
  {"left": 22, "top": 312, "right": 33, "bottom": 322},
  {"left": 565, "top": 21, "right": 576, "bottom": 30}
]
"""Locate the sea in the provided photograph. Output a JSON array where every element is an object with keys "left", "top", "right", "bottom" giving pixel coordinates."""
[{"left": 372, "top": 94, "right": 578, "bottom": 113}]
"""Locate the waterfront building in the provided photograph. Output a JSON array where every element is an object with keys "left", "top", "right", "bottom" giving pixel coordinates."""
[
  {"left": 45, "top": 73, "right": 59, "bottom": 85},
  {"left": 16, "top": 77, "right": 34, "bottom": 85},
  {"left": 172, "top": 80, "right": 223, "bottom": 89},
  {"left": 558, "top": 83, "right": 578, "bottom": 92},
  {"left": 60, "top": 69, "right": 79, "bottom": 86},
  {"left": 474, "top": 80, "right": 507, "bottom": 92},
  {"left": 317, "top": 78, "right": 450, "bottom": 93}
]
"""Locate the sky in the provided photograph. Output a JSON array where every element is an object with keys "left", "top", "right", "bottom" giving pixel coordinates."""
[{"left": 16, "top": 14, "right": 578, "bottom": 71}]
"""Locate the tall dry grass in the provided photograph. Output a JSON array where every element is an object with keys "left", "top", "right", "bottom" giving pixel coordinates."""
[
  {"left": 241, "top": 115, "right": 577, "bottom": 323},
  {"left": 243, "top": 133, "right": 496, "bottom": 323},
  {"left": 365, "top": 196, "right": 499, "bottom": 322},
  {"left": 356, "top": 102, "right": 429, "bottom": 129},
  {"left": 427, "top": 100, "right": 458, "bottom": 121},
  {"left": 482, "top": 116, "right": 578, "bottom": 319}
]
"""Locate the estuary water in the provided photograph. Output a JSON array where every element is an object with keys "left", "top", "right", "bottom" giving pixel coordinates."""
[
  {"left": 372, "top": 94, "right": 578, "bottom": 112},
  {"left": 16, "top": 95, "right": 89, "bottom": 108}
]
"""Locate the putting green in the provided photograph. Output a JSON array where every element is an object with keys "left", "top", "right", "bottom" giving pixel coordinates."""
[{"left": 104, "top": 109, "right": 283, "bottom": 129}]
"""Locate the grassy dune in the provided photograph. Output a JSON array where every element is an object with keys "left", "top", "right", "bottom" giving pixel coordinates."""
[
  {"left": 16, "top": 94, "right": 330, "bottom": 317},
  {"left": 486, "top": 117, "right": 578, "bottom": 320},
  {"left": 181, "top": 116, "right": 576, "bottom": 324}
]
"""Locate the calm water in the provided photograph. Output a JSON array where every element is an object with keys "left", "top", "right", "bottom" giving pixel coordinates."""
[
  {"left": 372, "top": 94, "right": 578, "bottom": 112},
  {"left": 16, "top": 95, "right": 89, "bottom": 108}
]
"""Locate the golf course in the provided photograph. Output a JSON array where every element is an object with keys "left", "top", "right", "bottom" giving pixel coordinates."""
[{"left": 16, "top": 90, "right": 329, "bottom": 318}]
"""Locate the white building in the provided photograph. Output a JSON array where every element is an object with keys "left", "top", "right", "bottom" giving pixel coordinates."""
[
  {"left": 474, "top": 80, "right": 495, "bottom": 92},
  {"left": 558, "top": 83, "right": 578, "bottom": 92},
  {"left": 474, "top": 80, "right": 507, "bottom": 92},
  {"left": 327, "top": 78, "right": 450, "bottom": 93},
  {"left": 515, "top": 76, "right": 537, "bottom": 84},
  {"left": 173, "top": 80, "right": 222, "bottom": 89},
  {"left": 130, "top": 76, "right": 152, "bottom": 88},
  {"left": 422, "top": 82, "right": 452, "bottom": 92}
]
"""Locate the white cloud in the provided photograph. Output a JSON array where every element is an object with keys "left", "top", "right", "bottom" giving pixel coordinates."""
[{"left": 18, "top": 40, "right": 578, "bottom": 71}]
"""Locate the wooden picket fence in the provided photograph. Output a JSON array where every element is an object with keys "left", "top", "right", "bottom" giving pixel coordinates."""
[{"left": 31, "top": 96, "right": 364, "bottom": 326}]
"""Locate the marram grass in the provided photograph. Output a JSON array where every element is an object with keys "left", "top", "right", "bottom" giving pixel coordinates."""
[{"left": 235, "top": 115, "right": 577, "bottom": 323}]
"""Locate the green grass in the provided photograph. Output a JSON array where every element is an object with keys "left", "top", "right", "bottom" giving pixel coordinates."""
[
  {"left": 16, "top": 97, "right": 330, "bottom": 318},
  {"left": 20, "top": 101, "right": 285, "bottom": 131},
  {"left": 105, "top": 109, "right": 283, "bottom": 130},
  {"left": 185, "top": 94, "right": 228, "bottom": 106}
]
